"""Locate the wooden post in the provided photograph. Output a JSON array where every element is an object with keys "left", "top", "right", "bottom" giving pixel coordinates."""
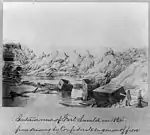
[
  {"left": 137, "top": 90, "right": 143, "bottom": 108},
  {"left": 126, "top": 90, "right": 132, "bottom": 106},
  {"left": 82, "top": 79, "right": 88, "bottom": 101}
]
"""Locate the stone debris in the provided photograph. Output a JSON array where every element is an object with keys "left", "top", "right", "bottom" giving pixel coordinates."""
[
  {"left": 82, "top": 79, "right": 100, "bottom": 101},
  {"left": 2, "top": 42, "right": 148, "bottom": 108},
  {"left": 93, "top": 86, "right": 126, "bottom": 107},
  {"left": 58, "top": 79, "right": 73, "bottom": 91}
]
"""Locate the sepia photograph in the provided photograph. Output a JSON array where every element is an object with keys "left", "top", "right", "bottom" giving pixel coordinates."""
[{"left": 2, "top": 2, "right": 148, "bottom": 108}]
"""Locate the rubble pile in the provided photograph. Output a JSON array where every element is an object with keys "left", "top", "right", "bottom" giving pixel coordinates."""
[
  {"left": 88, "top": 48, "right": 147, "bottom": 77},
  {"left": 3, "top": 43, "right": 36, "bottom": 65},
  {"left": 3, "top": 43, "right": 36, "bottom": 82},
  {"left": 3, "top": 42, "right": 148, "bottom": 108},
  {"left": 3, "top": 42, "right": 147, "bottom": 82},
  {"left": 4, "top": 42, "right": 146, "bottom": 80}
]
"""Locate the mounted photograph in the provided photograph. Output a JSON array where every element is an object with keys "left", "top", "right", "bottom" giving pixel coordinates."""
[{"left": 2, "top": 2, "right": 148, "bottom": 108}]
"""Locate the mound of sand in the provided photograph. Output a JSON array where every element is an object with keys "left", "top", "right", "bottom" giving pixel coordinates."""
[{"left": 103, "top": 60, "right": 148, "bottom": 102}]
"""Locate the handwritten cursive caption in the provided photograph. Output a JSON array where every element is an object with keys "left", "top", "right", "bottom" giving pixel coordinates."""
[{"left": 13, "top": 114, "right": 140, "bottom": 135}]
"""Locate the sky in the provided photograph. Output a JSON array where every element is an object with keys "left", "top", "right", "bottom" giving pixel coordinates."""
[{"left": 3, "top": 2, "right": 148, "bottom": 56}]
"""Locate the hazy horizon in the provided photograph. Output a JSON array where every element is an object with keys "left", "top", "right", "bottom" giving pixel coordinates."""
[{"left": 3, "top": 2, "right": 148, "bottom": 56}]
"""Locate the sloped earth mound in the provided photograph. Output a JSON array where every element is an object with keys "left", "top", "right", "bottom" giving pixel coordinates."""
[{"left": 97, "top": 60, "right": 148, "bottom": 106}]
